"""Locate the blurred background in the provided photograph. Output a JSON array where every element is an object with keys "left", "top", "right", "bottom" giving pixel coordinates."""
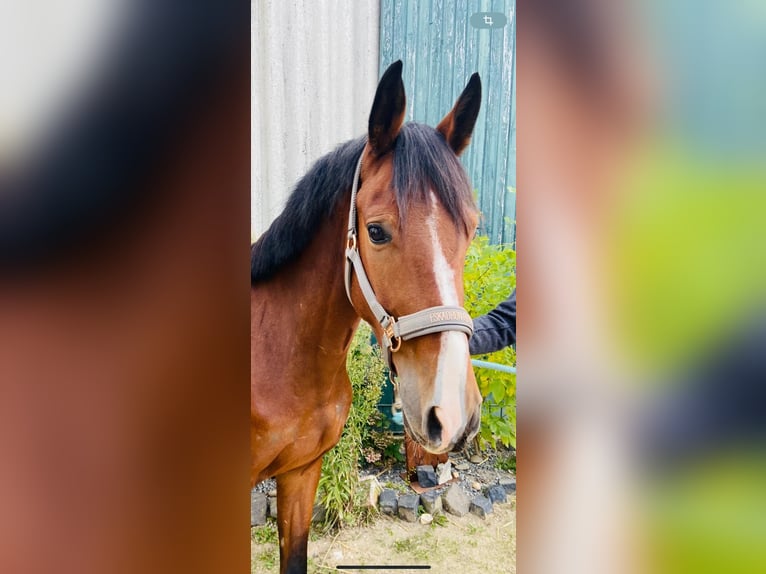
[
  {"left": 0, "top": 2, "right": 250, "bottom": 573},
  {"left": 518, "top": 0, "right": 766, "bottom": 573}
]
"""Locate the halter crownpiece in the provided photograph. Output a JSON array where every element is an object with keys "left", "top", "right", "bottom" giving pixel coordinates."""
[{"left": 343, "top": 148, "right": 474, "bottom": 381}]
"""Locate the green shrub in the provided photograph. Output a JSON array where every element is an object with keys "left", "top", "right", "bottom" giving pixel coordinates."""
[
  {"left": 463, "top": 234, "right": 517, "bottom": 450},
  {"left": 361, "top": 413, "right": 404, "bottom": 468},
  {"left": 315, "top": 322, "right": 385, "bottom": 530}
]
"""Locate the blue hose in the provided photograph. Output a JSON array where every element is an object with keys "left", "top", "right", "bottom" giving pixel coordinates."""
[{"left": 471, "top": 359, "right": 516, "bottom": 374}]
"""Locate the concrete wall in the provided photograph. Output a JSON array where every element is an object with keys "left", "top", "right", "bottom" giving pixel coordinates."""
[{"left": 252, "top": 1, "right": 381, "bottom": 239}]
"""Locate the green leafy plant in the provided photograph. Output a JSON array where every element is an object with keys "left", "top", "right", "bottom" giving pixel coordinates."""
[
  {"left": 463, "top": 234, "right": 517, "bottom": 450},
  {"left": 315, "top": 322, "right": 386, "bottom": 531},
  {"left": 495, "top": 451, "right": 517, "bottom": 473}
]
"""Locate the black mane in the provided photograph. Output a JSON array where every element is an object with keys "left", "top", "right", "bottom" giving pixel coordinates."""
[{"left": 251, "top": 123, "right": 475, "bottom": 283}]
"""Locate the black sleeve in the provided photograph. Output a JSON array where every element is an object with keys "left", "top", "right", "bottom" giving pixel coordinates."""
[{"left": 469, "top": 290, "right": 516, "bottom": 355}]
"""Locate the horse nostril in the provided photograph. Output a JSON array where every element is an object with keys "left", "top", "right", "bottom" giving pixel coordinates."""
[{"left": 426, "top": 407, "right": 442, "bottom": 444}]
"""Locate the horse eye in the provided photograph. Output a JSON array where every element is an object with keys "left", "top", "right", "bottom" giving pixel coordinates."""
[{"left": 367, "top": 224, "right": 390, "bottom": 244}]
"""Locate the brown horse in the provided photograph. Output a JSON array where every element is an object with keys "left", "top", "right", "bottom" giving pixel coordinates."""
[{"left": 251, "top": 61, "right": 483, "bottom": 573}]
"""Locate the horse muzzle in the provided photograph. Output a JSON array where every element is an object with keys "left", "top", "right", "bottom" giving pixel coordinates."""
[{"left": 403, "top": 400, "right": 481, "bottom": 455}]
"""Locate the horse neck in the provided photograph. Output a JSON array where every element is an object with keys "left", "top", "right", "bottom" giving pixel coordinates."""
[{"left": 268, "top": 194, "right": 360, "bottom": 366}]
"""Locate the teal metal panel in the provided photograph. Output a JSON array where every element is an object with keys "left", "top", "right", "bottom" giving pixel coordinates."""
[{"left": 380, "top": 0, "right": 516, "bottom": 245}]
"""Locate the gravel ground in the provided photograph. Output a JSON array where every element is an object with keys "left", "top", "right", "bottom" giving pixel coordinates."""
[
  {"left": 253, "top": 478, "right": 276, "bottom": 495},
  {"left": 368, "top": 446, "right": 515, "bottom": 497},
  {"left": 254, "top": 446, "right": 516, "bottom": 499}
]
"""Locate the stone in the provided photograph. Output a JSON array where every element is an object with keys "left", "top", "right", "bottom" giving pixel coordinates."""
[
  {"left": 471, "top": 481, "right": 482, "bottom": 491},
  {"left": 436, "top": 461, "right": 452, "bottom": 485},
  {"left": 499, "top": 477, "right": 517, "bottom": 494},
  {"left": 455, "top": 462, "right": 470, "bottom": 471},
  {"left": 416, "top": 465, "right": 438, "bottom": 488},
  {"left": 452, "top": 471, "right": 460, "bottom": 479},
  {"left": 470, "top": 495, "right": 494, "bottom": 519},
  {"left": 268, "top": 496, "right": 278, "bottom": 518},
  {"left": 360, "top": 476, "right": 382, "bottom": 507},
  {"left": 443, "top": 484, "right": 470, "bottom": 517},
  {"left": 251, "top": 491, "right": 267, "bottom": 526},
  {"left": 398, "top": 494, "right": 419, "bottom": 523},
  {"left": 487, "top": 485, "right": 508, "bottom": 504},
  {"left": 267, "top": 488, "right": 277, "bottom": 497},
  {"left": 420, "top": 513, "right": 433, "bottom": 525},
  {"left": 379, "top": 489, "right": 398, "bottom": 516},
  {"left": 420, "top": 490, "right": 443, "bottom": 515},
  {"left": 311, "top": 504, "right": 326, "bottom": 524},
  {"left": 469, "top": 454, "right": 484, "bottom": 464}
]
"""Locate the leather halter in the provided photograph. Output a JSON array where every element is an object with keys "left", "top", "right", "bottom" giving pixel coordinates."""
[{"left": 344, "top": 149, "right": 474, "bottom": 385}]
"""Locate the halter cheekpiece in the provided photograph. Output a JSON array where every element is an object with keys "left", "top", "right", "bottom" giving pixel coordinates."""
[{"left": 343, "top": 148, "right": 474, "bottom": 403}]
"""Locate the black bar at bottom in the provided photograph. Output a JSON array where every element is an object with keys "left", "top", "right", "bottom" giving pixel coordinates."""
[{"left": 336, "top": 566, "right": 431, "bottom": 570}]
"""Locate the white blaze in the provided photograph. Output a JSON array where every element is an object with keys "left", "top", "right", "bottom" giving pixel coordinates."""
[{"left": 426, "top": 192, "right": 469, "bottom": 444}]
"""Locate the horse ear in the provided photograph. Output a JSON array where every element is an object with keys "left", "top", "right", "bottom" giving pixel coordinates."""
[
  {"left": 436, "top": 73, "right": 482, "bottom": 156},
  {"left": 368, "top": 60, "right": 406, "bottom": 156}
]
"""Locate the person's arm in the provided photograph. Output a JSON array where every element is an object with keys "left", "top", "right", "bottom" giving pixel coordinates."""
[{"left": 469, "top": 290, "right": 516, "bottom": 355}]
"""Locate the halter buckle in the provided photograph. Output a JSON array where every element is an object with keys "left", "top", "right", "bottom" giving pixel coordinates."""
[
  {"left": 383, "top": 317, "right": 402, "bottom": 353},
  {"left": 347, "top": 233, "right": 357, "bottom": 251}
]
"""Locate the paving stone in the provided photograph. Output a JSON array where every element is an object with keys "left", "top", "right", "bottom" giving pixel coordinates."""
[
  {"left": 360, "top": 476, "right": 382, "bottom": 507},
  {"left": 470, "top": 495, "right": 494, "bottom": 519},
  {"left": 398, "top": 494, "right": 419, "bottom": 523},
  {"left": 416, "top": 465, "right": 438, "bottom": 488},
  {"left": 499, "top": 477, "right": 517, "bottom": 493},
  {"left": 379, "top": 489, "right": 398, "bottom": 516},
  {"left": 443, "top": 484, "right": 470, "bottom": 517},
  {"left": 420, "top": 490, "right": 443, "bottom": 515},
  {"left": 436, "top": 461, "right": 453, "bottom": 484},
  {"left": 487, "top": 485, "right": 508, "bottom": 504},
  {"left": 251, "top": 491, "right": 267, "bottom": 526}
]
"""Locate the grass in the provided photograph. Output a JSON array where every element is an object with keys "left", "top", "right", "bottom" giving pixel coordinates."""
[
  {"left": 465, "top": 523, "right": 484, "bottom": 536},
  {"left": 391, "top": 532, "right": 434, "bottom": 561},
  {"left": 389, "top": 528, "right": 469, "bottom": 562},
  {"left": 253, "top": 548, "right": 278, "bottom": 570},
  {"left": 251, "top": 523, "right": 278, "bottom": 544}
]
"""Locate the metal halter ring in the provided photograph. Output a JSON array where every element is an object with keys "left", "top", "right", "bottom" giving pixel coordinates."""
[{"left": 383, "top": 317, "right": 402, "bottom": 352}]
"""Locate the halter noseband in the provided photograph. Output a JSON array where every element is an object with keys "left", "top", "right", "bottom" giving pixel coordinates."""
[{"left": 344, "top": 149, "right": 474, "bottom": 388}]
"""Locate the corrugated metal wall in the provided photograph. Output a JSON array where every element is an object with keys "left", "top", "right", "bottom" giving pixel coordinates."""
[
  {"left": 379, "top": 0, "right": 516, "bottom": 245},
  {"left": 252, "top": 1, "right": 380, "bottom": 239}
]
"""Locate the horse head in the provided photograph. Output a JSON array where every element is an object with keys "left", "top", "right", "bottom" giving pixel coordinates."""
[{"left": 347, "top": 61, "right": 483, "bottom": 454}]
